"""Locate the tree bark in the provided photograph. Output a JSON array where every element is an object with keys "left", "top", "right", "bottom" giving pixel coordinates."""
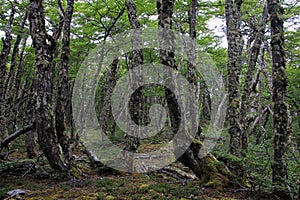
[
  {"left": 99, "top": 59, "right": 119, "bottom": 137},
  {"left": 156, "top": 0, "right": 233, "bottom": 189},
  {"left": 240, "top": 3, "right": 268, "bottom": 150},
  {"left": 156, "top": 0, "right": 178, "bottom": 132},
  {"left": 0, "top": 0, "right": 16, "bottom": 140},
  {"left": 123, "top": 0, "right": 144, "bottom": 152},
  {"left": 25, "top": 84, "right": 38, "bottom": 158},
  {"left": 225, "top": 0, "right": 243, "bottom": 156},
  {"left": 5, "top": 13, "right": 28, "bottom": 94},
  {"left": 5, "top": 13, "right": 28, "bottom": 133},
  {"left": 267, "top": 0, "right": 290, "bottom": 196},
  {"left": 25, "top": 130, "right": 38, "bottom": 158},
  {"left": 29, "top": 0, "right": 67, "bottom": 172},
  {"left": 55, "top": 0, "right": 74, "bottom": 163}
]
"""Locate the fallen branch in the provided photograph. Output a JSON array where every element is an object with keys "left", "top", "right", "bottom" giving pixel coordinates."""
[
  {"left": 0, "top": 159, "right": 35, "bottom": 174},
  {"left": 159, "top": 166, "right": 198, "bottom": 182},
  {"left": 0, "top": 149, "right": 16, "bottom": 160},
  {"left": 0, "top": 124, "right": 34, "bottom": 152}
]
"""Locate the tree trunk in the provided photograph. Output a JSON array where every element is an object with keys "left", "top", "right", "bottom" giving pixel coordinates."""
[
  {"left": 123, "top": 0, "right": 144, "bottom": 152},
  {"left": 12, "top": 37, "right": 28, "bottom": 123},
  {"left": 29, "top": 0, "right": 67, "bottom": 172},
  {"left": 5, "top": 13, "right": 27, "bottom": 94},
  {"left": 5, "top": 14, "right": 28, "bottom": 134},
  {"left": 240, "top": 3, "right": 268, "bottom": 150},
  {"left": 0, "top": 0, "right": 16, "bottom": 140},
  {"left": 267, "top": 0, "right": 290, "bottom": 197},
  {"left": 25, "top": 130, "right": 37, "bottom": 158},
  {"left": 225, "top": 0, "right": 243, "bottom": 156},
  {"left": 25, "top": 85, "right": 38, "bottom": 158},
  {"left": 156, "top": 0, "right": 178, "bottom": 132},
  {"left": 55, "top": 0, "right": 74, "bottom": 163},
  {"left": 99, "top": 59, "right": 119, "bottom": 137},
  {"left": 156, "top": 0, "right": 234, "bottom": 189}
]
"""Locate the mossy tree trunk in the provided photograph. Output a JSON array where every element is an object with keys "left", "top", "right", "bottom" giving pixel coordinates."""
[
  {"left": 240, "top": 3, "right": 268, "bottom": 150},
  {"left": 123, "top": 0, "right": 144, "bottom": 152},
  {"left": 156, "top": 0, "right": 234, "bottom": 189},
  {"left": 98, "top": 59, "right": 119, "bottom": 138},
  {"left": 4, "top": 13, "right": 28, "bottom": 134},
  {"left": 156, "top": 0, "right": 178, "bottom": 132},
  {"left": 55, "top": 0, "right": 75, "bottom": 165},
  {"left": 225, "top": 0, "right": 243, "bottom": 156},
  {"left": 267, "top": 0, "right": 290, "bottom": 196},
  {"left": 29, "top": 0, "right": 68, "bottom": 172},
  {"left": 25, "top": 85, "right": 38, "bottom": 158},
  {"left": 0, "top": 0, "right": 16, "bottom": 142}
]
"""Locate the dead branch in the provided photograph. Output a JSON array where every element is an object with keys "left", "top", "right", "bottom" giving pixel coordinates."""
[
  {"left": 0, "top": 123, "right": 34, "bottom": 152},
  {"left": 0, "top": 149, "right": 16, "bottom": 160}
]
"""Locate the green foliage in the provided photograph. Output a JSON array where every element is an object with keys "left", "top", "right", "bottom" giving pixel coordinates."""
[
  {"left": 0, "top": 183, "right": 12, "bottom": 199},
  {"left": 286, "top": 66, "right": 300, "bottom": 146},
  {"left": 0, "top": 0, "right": 300, "bottom": 198},
  {"left": 214, "top": 130, "right": 300, "bottom": 198},
  {"left": 97, "top": 192, "right": 106, "bottom": 200},
  {"left": 148, "top": 182, "right": 203, "bottom": 199},
  {"left": 97, "top": 178, "right": 115, "bottom": 188}
]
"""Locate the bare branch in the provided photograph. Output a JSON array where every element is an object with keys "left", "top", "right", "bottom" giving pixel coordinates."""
[{"left": 0, "top": 124, "right": 34, "bottom": 152}]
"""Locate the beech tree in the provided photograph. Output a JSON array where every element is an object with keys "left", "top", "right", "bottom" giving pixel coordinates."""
[
  {"left": 55, "top": 0, "right": 75, "bottom": 165},
  {"left": 123, "top": 0, "right": 144, "bottom": 152},
  {"left": 0, "top": 0, "right": 299, "bottom": 198},
  {"left": 29, "top": 0, "right": 69, "bottom": 171},
  {"left": 225, "top": 0, "right": 244, "bottom": 156},
  {"left": 0, "top": 0, "right": 16, "bottom": 142},
  {"left": 267, "top": 0, "right": 290, "bottom": 196},
  {"left": 156, "top": 0, "right": 233, "bottom": 188}
]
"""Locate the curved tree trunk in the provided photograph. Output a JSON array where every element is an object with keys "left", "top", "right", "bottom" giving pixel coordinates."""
[{"left": 156, "top": 0, "right": 234, "bottom": 189}]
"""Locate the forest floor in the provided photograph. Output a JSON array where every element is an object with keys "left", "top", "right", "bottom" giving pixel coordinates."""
[
  {"left": 0, "top": 168, "right": 255, "bottom": 200},
  {"left": 0, "top": 141, "right": 272, "bottom": 200}
]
